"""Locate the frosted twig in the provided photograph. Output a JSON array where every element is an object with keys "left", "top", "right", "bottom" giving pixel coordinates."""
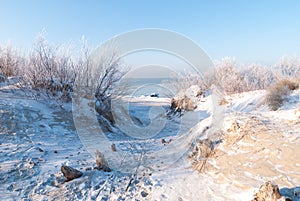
[{"left": 125, "top": 152, "right": 144, "bottom": 192}]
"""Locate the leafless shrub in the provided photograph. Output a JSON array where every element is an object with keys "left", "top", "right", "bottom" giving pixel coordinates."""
[
  {"left": 78, "top": 44, "right": 126, "bottom": 99},
  {"left": 0, "top": 43, "right": 22, "bottom": 77},
  {"left": 2, "top": 34, "right": 299, "bottom": 115},
  {"left": 22, "top": 36, "right": 77, "bottom": 102},
  {"left": 76, "top": 39, "right": 128, "bottom": 123},
  {"left": 266, "top": 86, "right": 289, "bottom": 111},
  {"left": 205, "top": 57, "right": 300, "bottom": 94},
  {"left": 241, "top": 64, "right": 277, "bottom": 91},
  {"left": 206, "top": 57, "right": 246, "bottom": 94},
  {"left": 276, "top": 55, "right": 300, "bottom": 78},
  {"left": 265, "top": 79, "right": 299, "bottom": 110}
]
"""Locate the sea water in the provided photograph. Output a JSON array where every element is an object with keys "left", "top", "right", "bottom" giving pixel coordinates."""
[{"left": 121, "top": 77, "right": 173, "bottom": 98}]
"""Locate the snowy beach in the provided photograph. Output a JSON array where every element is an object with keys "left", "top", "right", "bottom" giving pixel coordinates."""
[{"left": 1, "top": 80, "right": 299, "bottom": 200}]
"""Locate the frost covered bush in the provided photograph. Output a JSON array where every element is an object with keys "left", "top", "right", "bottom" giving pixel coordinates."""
[
  {"left": 206, "top": 56, "right": 300, "bottom": 94},
  {"left": 265, "top": 79, "right": 299, "bottom": 111},
  {"left": 0, "top": 43, "right": 22, "bottom": 77},
  {"left": 23, "top": 37, "right": 77, "bottom": 102},
  {"left": 275, "top": 56, "right": 300, "bottom": 78},
  {"left": 76, "top": 41, "right": 126, "bottom": 100},
  {"left": 2, "top": 34, "right": 300, "bottom": 114},
  {"left": 20, "top": 36, "right": 127, "bottom": 107},
  {"left": 269, "top": 57, "right": 300, "bottom": 108},
  {"left": 76, "top": 40, "right": 127, "bottom": 124},
  {"left": 241, "top": 64, "right": 276, "bottom": 91},
  {"left": 206, "top": 57, "right": 246, "bottom": 94},
  {"left": 0, "top": 36, "right": 127, "bottom": 124}
]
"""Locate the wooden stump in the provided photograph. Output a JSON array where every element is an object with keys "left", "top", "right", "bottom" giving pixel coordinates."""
[{"left": 95, "top": 150, "right": 111, "bottom": 172}]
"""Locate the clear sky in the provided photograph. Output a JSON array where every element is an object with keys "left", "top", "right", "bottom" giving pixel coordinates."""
[{"left": 1, "top": 0, "right": 300, "bottom": 65}]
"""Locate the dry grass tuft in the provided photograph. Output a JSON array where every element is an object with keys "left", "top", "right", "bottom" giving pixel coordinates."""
[
  {"left": 265, "top": 79, "right": 299, "bottom": 111},
  {"left": 278, "top": 79, "right": 299, "bottom": 91},
  {"left": 190, "top": 139, "right": 215, "bottom": 173},
  {"left": 219, "top": 98, "right": 229, "bottom": 106}
]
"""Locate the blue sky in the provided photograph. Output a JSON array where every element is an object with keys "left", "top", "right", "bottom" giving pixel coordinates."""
[{"left": 1, "top": 0, "right": 300, "bottom": 65}]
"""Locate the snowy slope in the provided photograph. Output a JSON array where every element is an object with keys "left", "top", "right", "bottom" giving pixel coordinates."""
[{"left": 1, "top": 82, "right": 299, "bottom": 200}]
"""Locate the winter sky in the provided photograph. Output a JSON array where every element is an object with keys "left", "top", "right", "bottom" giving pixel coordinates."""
[{"left": 1, "top": 0, "right": 300, "bottom": 65}]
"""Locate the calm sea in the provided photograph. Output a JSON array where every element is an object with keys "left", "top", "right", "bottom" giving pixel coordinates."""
[{"left": 121, "top": 77, "right": 173, "bottom": 97}]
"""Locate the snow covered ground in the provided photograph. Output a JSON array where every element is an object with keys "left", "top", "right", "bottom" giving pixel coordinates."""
[{"left": 0, "top": 81, "right": 299, "bottom": 200}]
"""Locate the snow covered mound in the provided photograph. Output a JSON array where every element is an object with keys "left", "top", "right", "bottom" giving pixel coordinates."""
[{"left": 189, "top": 89, "right": 300, "bottom": 200}]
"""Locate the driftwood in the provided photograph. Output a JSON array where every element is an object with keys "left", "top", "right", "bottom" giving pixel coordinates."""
[{"left": 61, "top": 165, "right": 83, "bottom": 181}]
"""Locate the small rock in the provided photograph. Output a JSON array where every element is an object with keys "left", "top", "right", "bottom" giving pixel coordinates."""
[
  {"left": 133, "top": 179, "right": 139, "bottom": 185},
  {"left": 85, "top": 167, "right": 92, "bottom": 171},
  {"left": 7, "top": 184, "right": 14, "bottom": 191},
  {"left": 141, "top": 190, "right": 148, "bottom": 197},
  {"left": 94, "top": 165, "right": 111, "bottom": 172},
  {"left": 162, "top": 138, "right": 173, "bottom": 146},
  {"left": 38, "top": 157, "right": 45, "bottom": 162},
  {"left": 111, "top": 144, "right": 117, "bottom": 152},
  {"left": 61, "top": 165, "right": 83, "bottom": 181},
  {"left": 294, "top": 187, "right": 300, "bottom": 198}
]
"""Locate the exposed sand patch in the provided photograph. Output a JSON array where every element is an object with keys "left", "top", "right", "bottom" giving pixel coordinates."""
[{"left": 199, "top": 114, "right": 300, "bottom": 197}]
